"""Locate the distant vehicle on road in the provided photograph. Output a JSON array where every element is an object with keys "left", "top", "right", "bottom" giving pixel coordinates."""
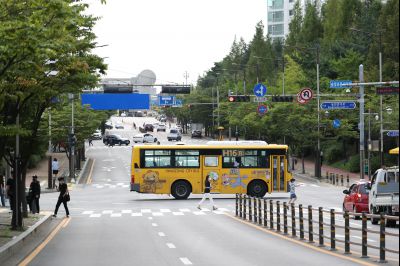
[
  {"left": 134, "top": 111, "right": 144, "bottom": 117},
  {"left": 115, "top": 124, "right": 124, "bottom": 129},
  {"left": 369, "top": 167, "right": 399, "bottom": 225},
  {"left": 191, "top": 130, "right": 202, "bottom": 138},
  {"left": 157, "top": 123, "right": 167, "bottom": 132},
  {"left": 120, "top": 112, "right": 127, "bottom": 117},
  {"left": 91, "top": 130, "right": 102, "bottom": 140},
  {"left": 167, "top": 129, "right": 182, "bottom": 141},
  {"left": 103, "top": 134, "right": 130, "bottom": 146},
  {"left": 104, "top": 123, "right": 113, "bottom": 129},
  {"left": 130, "top": 142, "right": 291, "bottom": 199},
  {"left": 342, "top": 181, "right": 370, "bottom": 219},
  {"left": 144, "top": 124, "right": 154, "bottom": 132},
  {"left": 132, "top": 133, "right": 157, "bottom": 143}
]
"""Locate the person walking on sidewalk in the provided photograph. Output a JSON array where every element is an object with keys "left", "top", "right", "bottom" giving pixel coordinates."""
[
  {"left": 197, "top": 175, "right": 217, "bottom": 210},
  {"left": 29, "top": 175, "right": 41, "bottom": 214},
  {"left": 288, "top": 178, "right": 299, "bottom": 204},
  {"left": 53, "top": 177, "right": 69, "bottom": 218},
  {"left": 0, "top": 175, "right": 5, "bottom": 207},
  {"left": 88, "top": 137, "right": 93, "bottom": 146},
  {"left": 52, "top": 158, "right": 59, "bottom": 188},
  {"left": 6, "top": 175, "right": 15, "bottom": 212}
]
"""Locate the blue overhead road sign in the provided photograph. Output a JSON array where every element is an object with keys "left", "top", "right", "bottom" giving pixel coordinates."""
[
  {"left": 254, "top": 83, "right": 267, "bottom": 97},
  {"left": 330, "top": 80, "right": 352, "bottom": 89},
  {"left": 321, "top": 101, "right": 356, "bottom": 110},
  {"left": 387, "top": 130, "right": 399, "bottom": 137},
  {"left": 158, "top": 96, "right": 176, "bottom": 106},
  {"left": 81, "top": 94, "right": 150, "bottom": 110}
]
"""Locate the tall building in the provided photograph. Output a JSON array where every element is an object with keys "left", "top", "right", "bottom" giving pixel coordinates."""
[{"left": 266, "top": 0, "right": 324, "bottom": 41}]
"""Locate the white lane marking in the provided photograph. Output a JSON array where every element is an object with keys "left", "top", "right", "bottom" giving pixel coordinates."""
[
  {"left": 179, "top": 258, "right": 193, "bottom": 265},
  {"left": 213, "top": 211, "right": 225, "bottom": 215},
  {"left": 352, "top": 236, "right": 377, "bottom": 243},
  {"left": 158, "top": 232, "right": 166, "bottom": 237},
  {"left": 152, "top": 212, "right": 164, "bottom": 216},
  {"left": 160, "top": 209, "right": 171, "bottom": 213},
  {"left": 218, "top": 208, "right": 230, "bottom": 212},
  {"left": 151, "top": 223, "right": 158, "bottom": 227},
  {"left": 110, "top": 185, "right": 116, "bottom": 188},
  {"left": 141, "top": 209, "right": 152, "bottom": 213},
  {"left": 179, "top": 208, "right": 191, "bottom": 212},
  {"left": 121, "top": 210, "right": 132, "bottom": 214},
  {"left": 201, "top": 208, "right": 211, "bottom": 212},
  {"left": 82, "top": 211, "right": 94, "bottom": 215},
  {"left": 310, "top": 184, "right": 320, "bottom": 188},
  {"left": 89, "top": 214, "right": 101, "bottom": 218},
  {"left": 122, "top": 185, "right": 129, "bottom": 188},
  {"left": 193, "top": 211, "right": 206, "bottom": 215},
  {"left": 148, "top": 217, "right": 153, "bottom": 220},
  {"left": 131, "top": 213, "right": 143, "bottom": 217},
  {"left": 111, "top": 213, "right": 122, "bottom": 218},
  {"left": 172, "top": 212, "right": 184, "bottom": 216},
  {"left": 117, "top": 182, "right": 124, "bottom": 185},
  {"left": 102, "top": 210, "right": 113, "bottom": 214},
  {"left": 166, "top": 243, "right": 176, "bottom": 249},
  {"left": 95, "top": 186, "right": 104, "bottom": 189}
]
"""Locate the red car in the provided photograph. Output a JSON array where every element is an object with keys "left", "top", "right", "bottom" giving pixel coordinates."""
[{"left": 342, "top": 181, "right": 371, "bottom": 219}]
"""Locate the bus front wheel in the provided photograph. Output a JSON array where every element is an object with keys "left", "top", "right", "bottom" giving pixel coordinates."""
[
  {"left": 171, "top": 180, "right": 191, "bottom": 200},
  {"left": 247, "top": 180, "right": 267, "bottom": 198}
]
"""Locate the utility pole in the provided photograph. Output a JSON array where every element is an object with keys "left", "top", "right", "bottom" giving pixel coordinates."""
[
  {"left": 315, "top": 46, "right": 322, "bottom": 179},
  {"left": 359, "top": 65, "right": 365, "bottom": 180},
  {"left": 69, "top": 93, "right": 75, "bottom": 183},
  {"left": 378, "top": 32, "right": 384, "bottom": 167},
  {"left": 48, "top": 108, "right": 52, "bottom": 189}
]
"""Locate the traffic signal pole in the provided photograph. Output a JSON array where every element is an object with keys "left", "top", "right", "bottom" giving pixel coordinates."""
[{"left": 315, "top": 46, "right": 322, "bottom": 179}]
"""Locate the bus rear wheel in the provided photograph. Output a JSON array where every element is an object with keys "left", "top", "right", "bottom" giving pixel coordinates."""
[
  {"left": 171, "top": 180, "right": 191, "bottom": 200},
  {"left": 247, "top": 180, "right": 267, "bottom": 198}
]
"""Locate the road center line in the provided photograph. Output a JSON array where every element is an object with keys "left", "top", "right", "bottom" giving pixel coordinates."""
[
  {"left": 158, "top": 232, "right": 166, "bottom": 237},
  {"left": 18, "top": 217, "right": 69, "bottom": 266},
  {"left": 151, "top": 223, "right": 158, "bottom": 227},
  {"left": 166, "top": 243, "right": 176, "bottom": 249},
  {"left": 179, "top": 257, "right": 193, "bottom": 265}
]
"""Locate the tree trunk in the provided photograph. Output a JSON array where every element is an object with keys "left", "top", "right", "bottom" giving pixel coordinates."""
[
  {"left": 301, "top": 153, "right": 305, "bottom": 174},
  {"left": 21, "top": 166, "right": 28, "bottom": 218}
]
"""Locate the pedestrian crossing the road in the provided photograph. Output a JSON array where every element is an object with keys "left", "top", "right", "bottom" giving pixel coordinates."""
[{"left": 80, "top": 207, "right": 233, "bottom": 218}]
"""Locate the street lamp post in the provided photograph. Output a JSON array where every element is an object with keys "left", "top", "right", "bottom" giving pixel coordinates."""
[
  {"left": 359, "top": 65, "right": 366, "bottom": 180},
  {"left": 364, "top": 109, "right": 379, "bottom": 180}
]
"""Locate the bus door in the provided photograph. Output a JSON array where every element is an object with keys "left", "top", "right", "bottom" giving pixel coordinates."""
[
  {"left": 271, "top": 156, "right": 286, "bottom": 192},
  {"left": 202, "top": 156, "right": 221, "bottom": 193}
]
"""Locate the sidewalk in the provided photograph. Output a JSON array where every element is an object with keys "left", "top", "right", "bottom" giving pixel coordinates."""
[
  {"left": 25, "top": 152, "right": 69, "bottom": 189},
  {"left": 292, "top": 158, "right": 364, "bottom": 184}
]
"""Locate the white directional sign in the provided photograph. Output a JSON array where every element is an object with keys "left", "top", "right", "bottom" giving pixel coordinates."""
[{"left": 253, "top": 97, "right": 267, "bottom": 103}]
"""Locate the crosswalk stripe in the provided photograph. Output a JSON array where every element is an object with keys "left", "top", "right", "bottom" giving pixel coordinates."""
[{"left": 131, "top": 213, "right": 143, "bottom": 217}]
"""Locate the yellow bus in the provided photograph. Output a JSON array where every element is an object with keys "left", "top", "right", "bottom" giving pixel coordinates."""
[{"left": 130, "top": 142, "right": 291, "bottom": 199}]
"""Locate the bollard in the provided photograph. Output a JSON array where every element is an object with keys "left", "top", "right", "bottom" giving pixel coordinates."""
[
  {"left": 379, "top": 213, "right": 386, "bottom": 263},
  {"left": 249, "top": 196, "right": 252, "bottom": 222},
  {"left": 283, "top": 202, "right": 288, "bottom": 235},
  {"left": 361, "top": 212, "right": 368, "bottom": 258},
  {"left": 336, "top": 174, "right": 339, "bottom": 186},
  {"left": 269, "top": 200, "right": 274, "bottom": 229},
  {"left": 258, "top": 198, "right": 262, "bottom": 225},
  {"left": 243, "top": 194, "right": 247, "bottom": 220},
  {"left": 319, "top": 207, "right": 324, "bottom": 247},
  {"left": 291, "top": 203, "right": 296, "bottom": 237},
  {"left": 346, "top": 174, "right": 350, "bottom": 188},
  {"left": 239, "top": 194, "right": 243, "bottom": 218},
  {"left": 330, "top": 209, "right": 336, "bottom": 250},
  {"left": 276, "top": 201, "right": 281, "bottom": 232},
  {"left": 340, "top": 174, "right": 344, "bottom": 187},
  {"left": 235, "top": 194, "right": 238, "bottom": 216},
  {"left": 299, "top": 204, "right": 304, "bottom": 240},
  {"left": 330, "top": 173, "right": 333, "bottom": 184},
  {"left": 253, "top": 196, "right": 257, "bottom": 223},
  {"left": 308, "top": 205, "right": 313, "bottom": 243},
  {"left": 326, "top": 171, "right": 329, "bottom": 182},
  {"left": 263, "top": 199, "right": 267, "bottom": 227},
  {"left": 344, "top": 210, "right": 351, "bottom": 254}
]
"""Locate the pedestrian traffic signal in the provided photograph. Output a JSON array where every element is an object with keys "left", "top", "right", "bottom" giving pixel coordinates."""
[
  {"left": 271, "top": 95, "right": 294, "bottom": 102},
  {"left": 68, "top": 133, "right": 77, "bottom": 146},
  {"left": 228, "top": 95, "right": 250, "bottom": 102}
]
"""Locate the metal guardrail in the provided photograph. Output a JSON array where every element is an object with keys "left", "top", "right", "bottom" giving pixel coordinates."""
[{"left": 235, "top": 194, "right": 399, "bottom": 263}]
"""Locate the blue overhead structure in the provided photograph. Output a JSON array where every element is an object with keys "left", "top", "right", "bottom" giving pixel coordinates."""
[{"left": 81, "top": 93, "right": 150, "bottom": 110}]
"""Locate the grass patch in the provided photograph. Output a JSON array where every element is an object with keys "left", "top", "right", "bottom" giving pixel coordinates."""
[{"left": 330, "top": 160, "right": 351, "bottom": 172}]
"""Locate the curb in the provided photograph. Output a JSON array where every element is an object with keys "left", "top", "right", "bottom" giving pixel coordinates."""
[
  {"left": 76, "top": 159, "right": 90, "bottom": 184},
  {"left": 0, "top": 214, "right": 51, "bottom": 264}
]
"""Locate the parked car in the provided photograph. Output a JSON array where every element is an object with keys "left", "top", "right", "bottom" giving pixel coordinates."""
[
  {"left": 104, "top": 122, "right": 113, "bottom": 129},
  {"left": 342, "top": 181, "right": 371, "bottom": 219},
  {"left": 115, "top": 124, "right": 124, "bottom": 129},
  {"left": 144, "top": 124, "right": 154, "bottom": 132},
  {"left": 191, "top": 130, "right": 202, "bottom": 138},
  {"left": 132, "top": 133, "right": 157, "bottom": 143},
  {"left": 91, "top": 130, "right": 102, "bottom": 140},
  {"left": 157, "top": 123, "right": 167, "bottom": 132},
  {"left": 103, "top": 134, "right": 130, "bottom": 146},
  {"left": 167, "top": 129, "right": 182, "bottom": 141}
]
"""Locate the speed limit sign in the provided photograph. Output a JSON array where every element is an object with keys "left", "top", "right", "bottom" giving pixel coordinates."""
[{"left": 299, "top": 88, "right": 313, "bottom": 101}]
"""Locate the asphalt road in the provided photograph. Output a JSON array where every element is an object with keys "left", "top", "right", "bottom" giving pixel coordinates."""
[{"left": 25, "top": 116, "right": 399, "bottom": 266}]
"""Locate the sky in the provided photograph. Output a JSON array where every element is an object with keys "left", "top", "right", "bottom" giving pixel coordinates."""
[{"left": 84, "top": 0, "right": 267, "bottom": 85}]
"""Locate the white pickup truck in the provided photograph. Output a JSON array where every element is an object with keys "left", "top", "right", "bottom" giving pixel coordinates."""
[{"left": 369, "top": 167, "right": 399, "bottom": 225}]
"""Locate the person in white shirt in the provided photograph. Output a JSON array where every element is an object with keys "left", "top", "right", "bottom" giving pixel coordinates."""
[
  {"left": 52, "top": 158, "right": 59, "bottom": 188},
  {"left": 288, "top": 178, "right": 299, "bottom": 204}
]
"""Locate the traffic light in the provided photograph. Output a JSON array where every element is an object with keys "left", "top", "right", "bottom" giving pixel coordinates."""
[
  {"left": 271, "top": 95, "right": 294, "bottom": 102},
  {"left": 228, "top": 95, "right": 251, "bottom": 102},
  {"left": 68, "top": 133, "right": 77, "bottom": 146}
]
